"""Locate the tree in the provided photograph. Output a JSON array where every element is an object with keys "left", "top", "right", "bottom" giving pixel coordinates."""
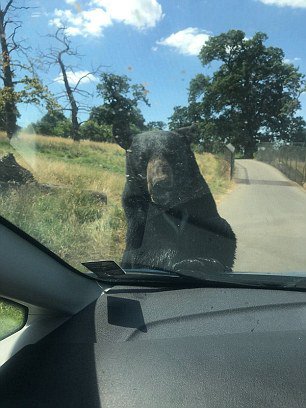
[
  {"left": 290, "top": 124, "right": 306, "bottom": 144},
  {"left": 146, "top": 121, "right": 166, "bottom": 130},
  {"left": 95, "top": 73, "right": 150, "bottom": 143},
  {"left": 41, "top": 28, "right": 100, "bottom": 141},
  {"left": 79, "top": 120, "right": 112, "bottom": 142},
  {"left": 189, "top": 30, "right": 306, "bottom": 158},
  {"left": 168, "top": 106, "right": 191, "bottom": 131},
  {"left": 30, "top": 109, "right": 72, "bottom": 137},
  {"left": 0, "top": 0, "right": 22, "bottom": 138},
  {"left": 0, "top": 1, "right": 52, "bottom": 139},
  {"left": 0, "top": 101, "right": 7, "bottom": 130}
]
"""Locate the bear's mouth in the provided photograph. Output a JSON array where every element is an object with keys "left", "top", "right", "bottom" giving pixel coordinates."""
[{"left": 150, "top": 178, "right": 173, "bottom": 206}]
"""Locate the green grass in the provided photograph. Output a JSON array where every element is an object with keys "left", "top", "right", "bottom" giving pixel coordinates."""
[
  {"left": 28, "top": 140, "right": 125, "bottom": 173},
  {"left": 0, "top": 298, "right": 27, "bottom": 341},
  {"left": 0, "top": 131, "right": 232, "bottom": 271}
]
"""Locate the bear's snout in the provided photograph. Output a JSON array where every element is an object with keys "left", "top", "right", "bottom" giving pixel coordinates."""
[{"left": 147, "top": 157, "right": 173, "bottom": 205}]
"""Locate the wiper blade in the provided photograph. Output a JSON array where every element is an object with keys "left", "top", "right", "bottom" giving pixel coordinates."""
[
  {"left": 82, "top": 260, "right": 182, "bottom": 284},
  {"left": 82, "top": 260, "right": 306, "bottom": 290},
  {"left": 82, "top": 259, "right": 229, "bottom": 286}
]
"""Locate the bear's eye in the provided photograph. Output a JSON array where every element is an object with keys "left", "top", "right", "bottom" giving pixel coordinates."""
[{"left": 138, "top": 153, "right": 147, "bottom": 163}]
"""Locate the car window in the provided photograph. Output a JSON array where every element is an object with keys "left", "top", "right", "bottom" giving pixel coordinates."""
[
  {"left": 0, "top": 0, "right": 305, "bottom": 281},
  {"left": 0, "top": 298, "right": 28, "bottom": 341}
]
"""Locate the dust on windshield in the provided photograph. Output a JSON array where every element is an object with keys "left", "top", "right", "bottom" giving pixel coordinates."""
[{"left": 0, "top": 0, "right": 305, "bottom": 276}]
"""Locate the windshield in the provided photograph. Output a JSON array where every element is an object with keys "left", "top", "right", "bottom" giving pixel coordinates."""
[{"left": 0, "top": 0, "right": 305, "bottom": 280}]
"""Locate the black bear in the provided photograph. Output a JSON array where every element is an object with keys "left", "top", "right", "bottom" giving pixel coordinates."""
[{"left": 114, "top": 126, "right": 236, "bottom": 274}]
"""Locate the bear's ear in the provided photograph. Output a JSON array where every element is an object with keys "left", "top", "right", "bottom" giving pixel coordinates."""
[
  {"left": 175, "top": 123, "right": 197, "bottom": 144},
  {"left": 113, "top": 123, "right": 133, "bottom": 150}
]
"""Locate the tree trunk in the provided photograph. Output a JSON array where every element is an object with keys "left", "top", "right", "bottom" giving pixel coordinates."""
[
  {"left": 58, "top": 55, "right": 80, "bottom": 141},
  {"left": 244, "top": 137, "right": 256, "bottom": 158},
  {"left": 242, "top": 115, "right": 257, "bottom": 159},
  {"left": 0, "top": 10, "right": 18, "bottom": 139},
  {"left": 244, "top": 147, "right": 254, "bottom": 159}
]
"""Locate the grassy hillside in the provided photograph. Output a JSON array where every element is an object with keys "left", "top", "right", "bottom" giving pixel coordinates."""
[
  {"left": 0, "top": 298, "right": 26, "bottom": 341},
  {"left": 0, "top": 131, "right": 231, "bottom": 270}
]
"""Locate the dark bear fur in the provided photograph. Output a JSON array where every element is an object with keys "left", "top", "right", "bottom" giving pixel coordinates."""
[{"left": 117, "top": 129, "right": 236, "bottom": 273}]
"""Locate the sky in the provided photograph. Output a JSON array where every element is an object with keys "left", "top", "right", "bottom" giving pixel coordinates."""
[{"left": 14, "top": 0, "right": 306, "bottom": 127}]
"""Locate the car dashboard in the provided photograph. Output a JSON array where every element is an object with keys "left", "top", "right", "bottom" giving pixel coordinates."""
[{"left": 1, "top": 285, "right": 306, "bottom": 408}]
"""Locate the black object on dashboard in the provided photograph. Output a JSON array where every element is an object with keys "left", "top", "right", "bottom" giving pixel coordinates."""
[{"left": 82, "top": 260, "right": 126, "bottom": 277}]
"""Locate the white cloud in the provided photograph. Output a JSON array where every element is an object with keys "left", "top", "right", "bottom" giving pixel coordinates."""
[
  {"left": 92, "top": 0, "right": 164, "bottom": 29},
  {"left": 54, "top": 71, "right": 98, "bottom": 85},
  {"left": 50, "top": 0, "right": 163, "bottom": 37},
  {"left": 259, "top": 0, "right": 306, "bottom": 8},
  {"left": 284, "top": 57, "right": 302, "bottom": 64},
  {"left": 51, "top": 8, "right": 112, "bottom": 37},
  {"left": 31, "top": 12, "right": 43, "bottom": 18},
  {"left": 157, "top": 27, "right": 211, "bottom": 56}
]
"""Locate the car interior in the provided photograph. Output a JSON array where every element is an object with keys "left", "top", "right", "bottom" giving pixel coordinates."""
[{"left": 1, "top": 217, "right": 306, "bottom": 408}]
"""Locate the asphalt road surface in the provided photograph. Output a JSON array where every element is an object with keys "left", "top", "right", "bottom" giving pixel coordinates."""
[{"left": 218, "top": 159, "right": 306, "bottom": 274}]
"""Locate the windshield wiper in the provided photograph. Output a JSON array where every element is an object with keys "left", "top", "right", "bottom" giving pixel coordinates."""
[
  {"left": 82, "top": 260, "right": 185, "bottom": 285},
  {"left": 82, "top": 260, "right": 306, "bottom": 291},
  {"left": 82, "top": 258, "right": 232, "bottom": 286}
]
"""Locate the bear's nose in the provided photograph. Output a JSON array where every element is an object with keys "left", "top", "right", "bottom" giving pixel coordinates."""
[{"left": 147, "top": 157, "right": 173, "bottom": 205}]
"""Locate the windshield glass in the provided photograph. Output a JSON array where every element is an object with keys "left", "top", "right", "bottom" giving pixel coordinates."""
[{"left": 0, "top": 0, "right": 305, "bottom": 278}]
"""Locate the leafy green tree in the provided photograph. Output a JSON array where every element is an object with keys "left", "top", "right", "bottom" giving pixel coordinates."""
[
  {"left": 89, "top": 105, "right": 109, "bottom": 126},
  {"left": 168, "top": 106, "right": 191, "bottom": 131},
  {"left": 79, "top": 120, "right": 112, "bottom": 142},
  {"left": 287, "top": 120, "right": 306, "bottom": 144},
  {"left": 0, "top": 2, "right": 54, "bottom": 139},
  {"left": 146, "top": 121, "right": 166, "bottom": 130},
  {"left": 95, "top": 73, "right": 150, "bottom": 143},
  {"left": 31, "top": 109, "right": 72, "bottom": 138},
  {"left": 189, "top": 30, "right": 306, "bottom": 158},
  {"left": 168, "top": 106, "right": 209, "bottom": 149},
  {"left": 31, "top": 110, "right": 66, "bottom": 135},
  {"left": 52, "top": 118, "right": 72, "bottom": 138}
]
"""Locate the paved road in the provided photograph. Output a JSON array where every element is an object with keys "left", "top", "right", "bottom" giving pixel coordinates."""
[{"left": 218, "top": 159, "right": 306, "bottom": 274}]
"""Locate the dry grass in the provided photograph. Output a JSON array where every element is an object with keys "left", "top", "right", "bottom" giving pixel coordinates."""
[
  {"left": 196, "top": 152, "right": 232, "bottom": 200},
  {"left": 0, "top": 132, "right": 231, "bottom": 270}
]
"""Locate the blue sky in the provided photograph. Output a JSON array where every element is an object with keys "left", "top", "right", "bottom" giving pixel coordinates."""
[{"left": 17, "top": 0, "right": 306, "bottom": 127}]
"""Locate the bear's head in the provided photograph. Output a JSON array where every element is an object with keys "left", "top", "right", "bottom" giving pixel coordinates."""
[{"left": 114, "top": 126, "right": 210, "bottom": 208}]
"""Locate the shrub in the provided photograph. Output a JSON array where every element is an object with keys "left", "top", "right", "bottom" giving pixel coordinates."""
[{"left": 80, "top": 120, "right": 112, "bottom": 142}]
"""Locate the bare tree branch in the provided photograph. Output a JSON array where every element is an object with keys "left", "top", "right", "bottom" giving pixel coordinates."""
[
  {"left": 72, "top": 71, "right": 96, "bottom": 92},
  {"left": 38, "top": 27, "right": 106, "bottom": 141},
  {"left": 3, "top": 0, "right": 14, "bottom": 17}
]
